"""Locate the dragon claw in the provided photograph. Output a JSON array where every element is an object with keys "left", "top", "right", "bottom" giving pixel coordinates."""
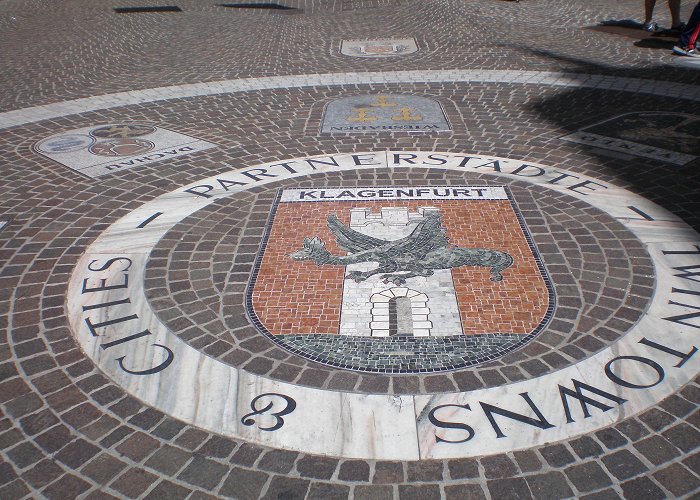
[
  {"left": 380, "top": 274, "right": 406, "bottom": 285},
  {"left": 347, "top": 271, "right": 367, "bottom": 283}
]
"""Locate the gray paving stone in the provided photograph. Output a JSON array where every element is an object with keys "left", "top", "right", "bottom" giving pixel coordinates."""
[
  {"left": 569, "top": 436, "right": 604, "bottom": 459},
  {"left": 406, "top": 461, "right": 443, "bottom": 482},
  {"left": 219, "top": 467, "right": 269, "bottom": 500},
  {"left": 307, "top": 482, "right": 351, "bottom": 500},
  {"left": 525, "top": 471, "right": 574, "bottom": 500},
  {"left": 481, "top": 455, "right": 519, "bottom": 479},
  {"left": 354, "top": 485, "right": 394, "bottom": 500},
  {"left": 487, "top": 477, "right": 533, "bottom": 499},
  {"left": 338, "top": 460, "right": 370, "bottom": 482},
  {"left": 594, "top": 428, "right": 627, "bottom": 450},
  {"left": 580, "top": 490, "right": 622, "bottom": 500},
  {"left": 513, "top": 450, "right": 542, "bottom": 473},
  {"left": 296, "top": 455, "right": 338, "bottom": 480},
  {"left": 445, "top": 484, "right": 487, "bottom": 500},
  {"left": 261, "top": 476, "right": 310, "bottom": 500},
  {"left": 398, "top": 484, "right": 441, "bottom": 500},
  {"left": 620, "top": 476, "right": 666, "bottom": 500},
  {"left": 601, "top": 450, "right": 648, "bottom": 481},
  {"left": 663, "top": 423, "right": 700, "bottom": 453},
  {"left": 565, "top": 461, "right": 613, "bottom": 493},
  {"left": 632, "top": 435, "right": 681, "bottom": 466},
  {"left": 652, "top": 463, "right": 700, "bottom": 497},
  {"left": 177, "top": 456, "right": 228, "bottom": 489},
  {"left": 448, "top": 459, "right": 480, "bottom": 479},
  {"left": 540, "top": 444, "right": 576, "bottom": 468},
  {"left": 257, "top": 449, "right": 298, "bottom": 474}
]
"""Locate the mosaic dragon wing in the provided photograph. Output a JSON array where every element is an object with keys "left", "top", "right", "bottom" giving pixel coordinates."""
[
  {"left": 327, "top": 214, "right": 389, "bottom": 253},
  {"left": 385, "top": 212, "right": 449, "bottom": 257}
]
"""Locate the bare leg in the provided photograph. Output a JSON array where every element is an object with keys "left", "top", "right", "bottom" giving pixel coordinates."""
[
  {"left": 644, "top": 0, "right": 657, "bottom": 24},
  {"left": 669, "top": 0, "right": 682, "bottom": 28}
]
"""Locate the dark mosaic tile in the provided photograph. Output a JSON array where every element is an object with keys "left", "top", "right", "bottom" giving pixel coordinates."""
[
  {"left": 110, "top": 468, "right": 158, "bottom": 498},
  {"left": 513, "top": 450, "right": 542, "bottom": 473},
  {"left": 144, "top": 445, "right": 191, "bottom": 476},
  {"left": 486, "top": 477, "right": 532, "bottom": 499},
  {"left": 81, "top": 454, "right": 128, "bottom": 485},
  {"left": 42, "top": 474, "right": 91, "bottom": 500},
  {"left": 143, "top": 480, "right": 191, "bottom": 499},
  {"left": 177, "top": 456, "right": 228, "bottom": 489},
  {"left": 620, "top": 476, "right": 666, "bottom": 500},
  {"left": 525, "top": 471, "right": 574, "bottom": 500},
  {"left": 662, "top": 423, "right": 700, "bottom": 453},
  {"left": 219, "top": 467, "right": 269, "bottom": 500},
  {"left": 20, "top": 459, "right": 63, "bottom": 489},
  {"left": 230, "top": 443, "right": 263, "bottom": 467},
  {"left": 258, "top": 449, "right": 298, "bottom": 474},
  {"left": 539, "top": 444, "right": 576, "bottom": 468},
  {"left": 373, "top": 461, "right": 404, "bottom": 484},
  {"left": 601, "top": 450, "right": 648, "bottom": 481},
  {"left": 306, "top": 482, "right": 351, "bottom": 500},
  {"left": 261, "top": 476, "right": 310, "bottom": 500},
  {"left": 569, "top": 436, "right": 604, "bottom": 459},
  {"left": 448, "top": 458, "right": 479, "bottom": 479},
  {"left": 296, "top": 455, "right": 337, "bottom": 480},
  {"left": 481, "top": 455, "right": 518, "bottom": 479},
  {"left": 354, "top": 485, "right": 394, "bottom": 500},
  {"left": 565, "top": 461, "right": 613, "bottom": 493},
  {"left": 653, "top": 463, "right": 700, "bottom": 497},
  {"left": 633, "top": 435, "right": 681, "bottom": 466},
  {"left": 445, "top": 484, "right": 487, "bottom": 500},
  {"left": 397, "top": 484, "right": 441, "bottom": 500},
  {"left": 406, "top": 460, "right": 443, "bottom": 482},
  {"left": 594, "top": 428, "right": 627, "bottom": 450}
]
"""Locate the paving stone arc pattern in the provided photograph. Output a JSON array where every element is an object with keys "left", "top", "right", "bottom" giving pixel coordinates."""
[{"left": 64, "top": 151, "right": 700, "bottom": 462}]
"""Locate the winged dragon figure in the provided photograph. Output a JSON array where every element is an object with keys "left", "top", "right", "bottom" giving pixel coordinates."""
[{"left": 289, "top": 212, "right": 513, "bottom": 285}]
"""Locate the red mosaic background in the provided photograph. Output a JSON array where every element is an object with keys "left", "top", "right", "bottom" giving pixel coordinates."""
[{"left": 251, "top": 198, "right": 550, "bottom": 335}]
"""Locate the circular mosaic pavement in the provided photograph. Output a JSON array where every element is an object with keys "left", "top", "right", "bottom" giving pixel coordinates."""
[
  {"left": 66, "top": 151, "right": 699, "bottom": 460},
  {"left": 3, "top": 1, "right": 700, "bottom": 497}
]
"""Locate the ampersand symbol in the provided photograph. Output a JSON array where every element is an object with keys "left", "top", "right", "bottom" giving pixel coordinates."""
[{"left": 241, "top": 393, "right": 297, "bottom": 431}]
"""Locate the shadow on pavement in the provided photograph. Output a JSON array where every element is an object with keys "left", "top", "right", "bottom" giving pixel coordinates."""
[{"left": 515, "top": 48, "right": 700, "bottom": 231}]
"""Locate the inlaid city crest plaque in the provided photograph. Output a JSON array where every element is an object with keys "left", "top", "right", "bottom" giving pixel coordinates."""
[
  {"left": 340, "top": 38, "right": 418, "bottom": 57},
  {"left": 560, "top": 112, "right": 700, "bottom": 166},
  {"left": 321, "top": 94, "right": 451, "bottom": 133},
  {"left": 34, "top": 123, "right": 216, "bottom": 177},
  {"left": 248, "top": 186, "right": 554, "bottom": 372},
  {"left": 67, "top": 152, "right": 700, "bottom": 460}
]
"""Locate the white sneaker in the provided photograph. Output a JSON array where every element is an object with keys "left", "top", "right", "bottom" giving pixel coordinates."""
[{"left": 672, "top": 45, "right": 700, "bottom": 57}]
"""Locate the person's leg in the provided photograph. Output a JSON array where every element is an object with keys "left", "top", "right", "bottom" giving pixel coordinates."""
[
  {"left": 644, "top": 0, "right": 657, "bottom": 24},
  {"left": 668, "top": 0, "right": 682, "bottom": 28},
  {"left": 679, "top": 2, "right": 700, "bottom": 47},
  {"left": 673, "top": 2, "right": 700, "bottom": 55}
]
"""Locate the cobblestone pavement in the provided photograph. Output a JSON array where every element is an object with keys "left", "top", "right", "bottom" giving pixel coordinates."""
[{"left": 1, "top": 0, "right": 700, "bottom": 499}]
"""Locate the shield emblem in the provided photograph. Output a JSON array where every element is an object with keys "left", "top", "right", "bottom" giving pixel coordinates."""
[
  {"left": 247, "top": 186, "right": 554, "bottom": 372},
  {"left": 340, "top": 38, "right": 419, "bottom": 58},
  {"left": 361, "top": 44, "right": 399, "bottom": 55}
]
